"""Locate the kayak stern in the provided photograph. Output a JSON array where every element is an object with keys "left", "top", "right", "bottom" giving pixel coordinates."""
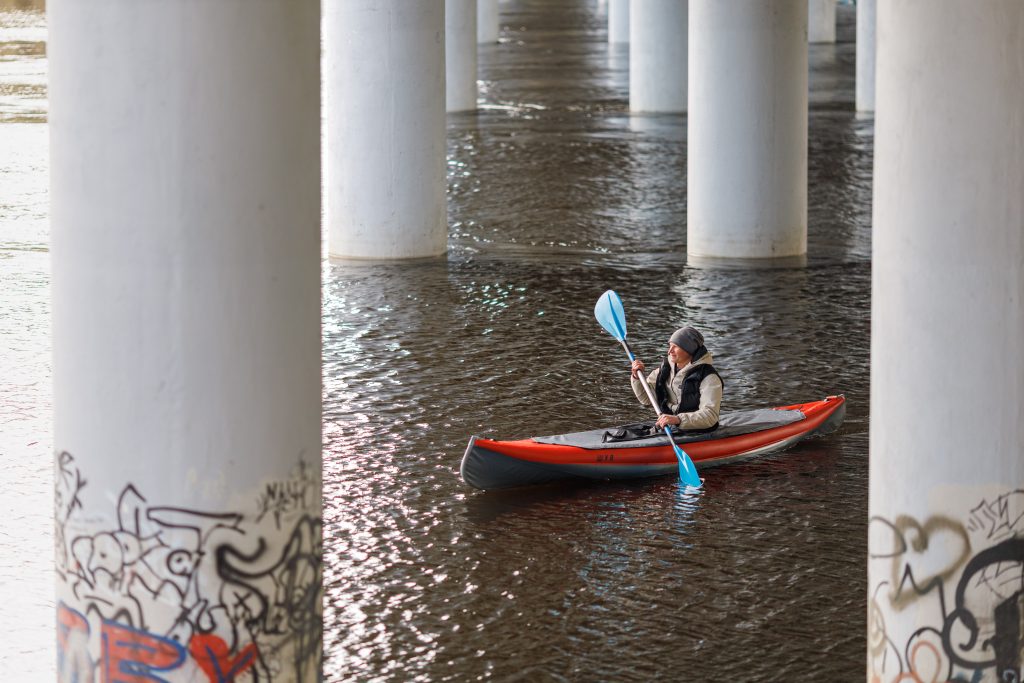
[{"left": 461, "top": 436, "right": 567, "bottom": 490}]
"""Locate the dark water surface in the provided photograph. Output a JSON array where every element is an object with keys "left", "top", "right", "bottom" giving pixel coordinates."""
[
  {"left": 323, "top": 2, "right": 870, "bottom": 681},
  {"left": 0, "top": 0, "right": 871, "bottom": 679}
]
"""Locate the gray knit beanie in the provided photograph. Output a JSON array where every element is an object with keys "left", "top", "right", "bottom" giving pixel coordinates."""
[{"left": 669, "top": 326, "right": 704, "bottom": 355}]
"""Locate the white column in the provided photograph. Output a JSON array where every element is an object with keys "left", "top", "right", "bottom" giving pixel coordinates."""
[
  {"left": 856, "top": 0, "right": 876, "bottom": 111},
  {"left": 609, "top": 0, "right": 629, "bottom": 44},
  {"left": 447, "top": 0, "right": 478, "bottom": 112},
  {"left": 808, "top": 0, "right": 836, "bottom": 43},
  {"left": 477, "top": 0, "right": 499, "bottom": 43},
  {"left": 630, "top": 0, "right": 687, "bottom": 113},
  {"left": 325, "top": 0, "right": 447, "bottom": 259},
  {"left": 869, "top": 3, "right": 1024, "bottom": 682},
  {"left": 688, "top": 0, "right": 808, "bottom": 259},
  {"left": 48, "top": 1, "right": 322, "bottom": 681}
]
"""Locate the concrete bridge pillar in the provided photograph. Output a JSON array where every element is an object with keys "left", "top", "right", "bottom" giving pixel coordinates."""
[
  {"left": 629, "top": 0, "right": 687, "bottom": 113},
  {"left": 808, "top": 0, "right": 836, "bottom": 43},
  {"left": 447, "top": 0, "right": 478, "bottom": 112},
  {"left": 869, "top": 2, "right": 1024, "bottom": 681},
  {"left": 48, "top": 0, "right": 323, "bottom": 680},
  {"left": 325, "top": 0, "right": 447, "bottom": 259},
  {"left": 478, "top": 0, "right": 499, "bottom": 43},
  {"left": 856, "top": 0, "right": 876, "bottom": 112},
  {"left": 688, "top": 0, "right": 808, "bottom": 259},
  {"left": 609, "top": 0, "right": 629, "bottom": 44}
]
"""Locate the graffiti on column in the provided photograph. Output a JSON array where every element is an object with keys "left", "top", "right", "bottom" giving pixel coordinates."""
[
  {"left": 54, "top": 452, "right": 322, "bottom": 682},
  {"left": 255, "top": 457, "right": 318, "bottom": 530},
  {"left": 868, "top": 490, "right": 1024, "bottom": 683}
]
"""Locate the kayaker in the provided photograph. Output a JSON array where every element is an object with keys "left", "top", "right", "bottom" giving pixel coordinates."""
[{"left": 630, "top": 326, "right": 723, "bottom": 432}]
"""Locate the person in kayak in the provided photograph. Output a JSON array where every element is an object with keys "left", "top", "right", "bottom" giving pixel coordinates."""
[{"left": 630, "top": 326, "right": 724, "bottom": 432}]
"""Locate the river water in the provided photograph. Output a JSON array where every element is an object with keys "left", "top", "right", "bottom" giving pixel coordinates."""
[{"left": 1, "top": 1, "right": 870, "bottom": 680}]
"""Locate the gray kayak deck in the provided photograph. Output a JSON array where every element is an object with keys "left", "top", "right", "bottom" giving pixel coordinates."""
[{"left": 531, "top": 408, "right": 805, "bottom": 450}]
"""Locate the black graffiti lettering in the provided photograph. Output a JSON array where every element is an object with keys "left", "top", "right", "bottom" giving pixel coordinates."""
[
  {"left": 969, "top": 491, "right": 1024, "bottom": 542},
  {"left": 942, "top": 538, "right": 1024, "bottom": 677},
  {"left": 217, "top": 514, "right": 324, "bottom": 677},
  {"left": 255, "top": 460, "right": 315, "bottom": 530},
  {"left": 871, "top": 498, "right": 1024, "bottom": 683},
  {"left": 54, "top": 452, "right": 87, "bottom": 582}
]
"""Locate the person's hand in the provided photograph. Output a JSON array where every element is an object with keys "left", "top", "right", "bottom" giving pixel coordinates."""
[
  {"left": 656, "top": 414, "right": 680, "bottom": 429},
  {"left": 630, "top": 359, "right": 645, "bottom": 378}
]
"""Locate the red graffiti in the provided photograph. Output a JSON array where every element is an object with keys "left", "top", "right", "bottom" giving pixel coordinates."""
[
  {"left": 101, "top": 619, "right": 186, "bottom": 683},
  {"left": 57, "top": 602, "right": 94, "bottom": 683},
  {"left": 189, "top": 634, "right": 259, "bottom": 683},
  {"left": 57, "top": 602, "right": 89, "bottom": 650}
]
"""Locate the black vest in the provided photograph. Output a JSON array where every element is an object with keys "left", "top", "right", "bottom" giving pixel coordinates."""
[{"left": 654, "top": 354, "right": 723, "bottom": 425}]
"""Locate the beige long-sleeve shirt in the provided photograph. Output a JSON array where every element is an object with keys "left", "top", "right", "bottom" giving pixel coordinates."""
[{"left": 630, "top": 352, "right": 723, "bottom": 430}]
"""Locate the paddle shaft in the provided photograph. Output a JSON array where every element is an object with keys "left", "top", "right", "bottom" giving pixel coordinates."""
[
  {"left": 621, "top": 339, "right": 666, "bottom": 416},
  {"left": 596, "top": 290, "right": 701, "bottom": 487}
]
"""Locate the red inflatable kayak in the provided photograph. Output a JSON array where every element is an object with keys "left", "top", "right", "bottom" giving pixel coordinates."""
[{"left": 461, "top": 395, "right": 846, "bottom": 490}]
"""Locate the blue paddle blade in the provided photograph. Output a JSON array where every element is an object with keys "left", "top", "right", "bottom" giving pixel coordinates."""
[
  {"left": 594, "top": 290, "right": 628, "bottom": 341},
  {"left": 665, "top": 426, "right": 703, "bottom": 488}
]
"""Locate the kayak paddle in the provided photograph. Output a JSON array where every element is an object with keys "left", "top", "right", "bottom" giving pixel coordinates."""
[{"left": 594, "top": 290, "right": 703, "bottom": 489}]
